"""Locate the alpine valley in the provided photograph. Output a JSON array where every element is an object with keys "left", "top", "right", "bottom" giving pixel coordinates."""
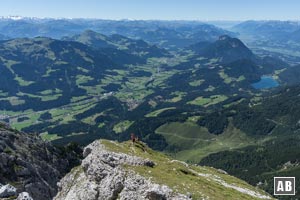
[{"left": 0, "top": 17, "right": 300, "bottom": 199}]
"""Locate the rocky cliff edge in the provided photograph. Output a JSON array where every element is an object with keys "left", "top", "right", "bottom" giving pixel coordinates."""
[{"left": 54, "top": 140, "right": 273, "bottom": 200}]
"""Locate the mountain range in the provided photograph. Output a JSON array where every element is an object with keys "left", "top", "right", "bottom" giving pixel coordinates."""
[
  {"left": 189, "top": 35, "right": 256, "bottom": 64},
  {"left": 63, "top": 30, "right": 170, "bottom": 58},
  {"left": 0, "top": 18, "right": 300, "bottom": 199},
  {"left": 233, "top": 20, "right": 300, "bottom": 42},
  {"left": 0, "top": 18, "right": 234, "bottom": 49}
]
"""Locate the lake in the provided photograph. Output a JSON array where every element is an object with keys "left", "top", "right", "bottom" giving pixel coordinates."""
[{"left": 252, "top": 76, "right": 279, "bottom": 89}]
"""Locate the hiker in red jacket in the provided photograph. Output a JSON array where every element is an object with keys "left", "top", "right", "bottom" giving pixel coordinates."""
[{"left": 131, "top": 133, "right": 136, "bottom": 143}]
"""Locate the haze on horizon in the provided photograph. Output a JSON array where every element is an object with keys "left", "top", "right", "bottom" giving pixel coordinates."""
[{"left": 1, "top": 0, "right": 300, "bottom": 21}]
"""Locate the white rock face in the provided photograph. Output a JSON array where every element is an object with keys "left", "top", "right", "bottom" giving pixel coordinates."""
[
  {"left": 0, "top": 123, "right": 78, "bottom": 200},
  {"left": 54, "top": 141, "right": 189, "bottom": 200},
  {"left": 0, "top": 183, "right": 17, "bottom": 198},
  {"left": 17, "top": 192, "right": 34, "bottom": 200}
]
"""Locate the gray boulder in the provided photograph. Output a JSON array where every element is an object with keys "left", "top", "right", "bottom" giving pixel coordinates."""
[
  {"left": 0, "top": 184, "right": 17, "bottom": 198},
  {"left": 17, "top": 192, "right": 34, "bottom": 200}
]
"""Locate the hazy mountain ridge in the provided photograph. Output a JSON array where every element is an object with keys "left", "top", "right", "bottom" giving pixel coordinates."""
[
  {"left": 63, "top": 30, "right": 170, "bottom": 58},
  {"left": 232, "top": 20, "right": 300, "bottom": 65},
  {"left": 233, "top": 20, "right": 300, "bottom": 41},
  {"left": 0, "top": 18, "right": 235, "bottom": 49},
  {"left": 0, "top": 33, "right": 9, "bottom": 40}
]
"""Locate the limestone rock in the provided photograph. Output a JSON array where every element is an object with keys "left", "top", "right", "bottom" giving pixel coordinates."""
[
  {"left": 0, "top": 122, "right": 81, "bottom": 200},
  {"left": 54, "top": 139, "right": 274, "bottom": 200},
  {"left": 0, "top": 184, "right": 17, "bottom": 198},
  {"left": 55, "top": 140, "right": 189, "bottom": 200},
  {"left": 17, "top": 192, "right": 34, "bottom": 200}
]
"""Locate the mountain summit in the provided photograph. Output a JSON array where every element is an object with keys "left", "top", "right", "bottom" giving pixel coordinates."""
[
  {"left": 190, "top": 35, "right": 255, "bottom": 63},
  {"left": 54, "top": 139, "right": 273, "bottom": 200},
  {"left": 64, "top": 30, "right": 169, "bottom": 58},
  {"left": 64, "top": 30, "right": 115, "bottom": 49}
]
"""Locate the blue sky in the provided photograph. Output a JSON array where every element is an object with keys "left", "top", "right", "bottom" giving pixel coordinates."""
[{"left": 1, "top": 0, "right": 299, "bottom": 20}]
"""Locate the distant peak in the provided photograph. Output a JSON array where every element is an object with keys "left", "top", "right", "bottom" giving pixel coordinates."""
[
  {"left": 83, "top": 29, "right": 97, "bottom": 34},
  {"left": 217, "top": 35, "right": 245, "bottom": 48},
  {"left": 218, "top": 35, "right": 231, "bottom": 41},
  {"left": 0, "top": 15, "right": 24, "bottom": 20},
  {"left": 81, "top": 30, "right": 108, "bottom": 38}
]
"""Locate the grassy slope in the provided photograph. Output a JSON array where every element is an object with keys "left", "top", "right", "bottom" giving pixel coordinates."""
[
  {"left": 101, "top": 139, "right": 273, "bottom": 200},
  {"left": 145, "top": 107, "right": 176, "bottom": 117},
  {"left": 156, "top": 121, "right": 256, "bottom": 163},
  {"left": 187, "top": 95, "right": 228, "bottom": 107}
]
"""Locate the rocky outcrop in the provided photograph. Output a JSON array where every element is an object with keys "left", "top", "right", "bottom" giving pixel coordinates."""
[
  {"left": 0, "top": 123, "right": 81, "bottom": 200},
  {"left": 55, "top": 140, "right": 274, "bottom": 200},
  {"left": 17, "top": 192, "right": 33, "bottom": 200},
  {"left": 0, "top": 183, "right": 17, "bottom": 198},
  {"left": 55, "top": 141, "right": 189, "bottom": 200}
]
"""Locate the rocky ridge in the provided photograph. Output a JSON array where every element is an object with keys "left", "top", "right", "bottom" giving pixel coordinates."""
[
  {"left": 55, "top": 140, "right": 189, "bottom": 200},
  {"left": 0, "top": 123, "right": 80, "bottom": 200},
  {"left": 55, "top": 140, "right": 274, "bottom": 200}
]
